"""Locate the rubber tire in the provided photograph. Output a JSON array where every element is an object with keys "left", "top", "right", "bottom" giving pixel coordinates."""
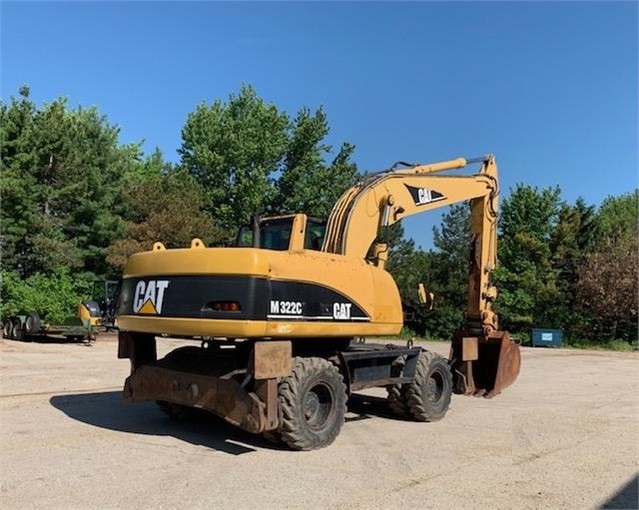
[
  {"left": 406, "top": 351, "right": 453, "bottom": 422},
  {"left": 24, "top": 312, "right": 41, "bottom": 335},
  {"left": 11, "top": 318, "right": 24, "bottom": 341},
  {"left": 261, "top": 429, "right": 282, "bottom": 445},
  {"left": 2, "top": 319, "right": 12, "bottom": 339},
  {"left": 386, "top": 356, "right": 410, "bottom": 417},
  {"left": 277, "top": 357, "right": 347, "bottom": 451},
  {"left": 387, "top": 384, "right": 410, "bottom": 417}
]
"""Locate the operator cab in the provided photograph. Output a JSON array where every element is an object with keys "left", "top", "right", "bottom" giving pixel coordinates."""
[{"left": 236, "top": 214, "right": 326, "bottom": 251}]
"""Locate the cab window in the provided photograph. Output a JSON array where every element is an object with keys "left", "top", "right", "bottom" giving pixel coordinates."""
[
  {"left": 235, "top": 219, "right": 293, "bottom": 250},
  {"left": 236, "top": 217, "right": 326, "bottom": 251},
  {"left": 304, "top": 219, "right": 326, "bottom": 251},
  {"left": 260, "top": 218, "right": 293, "bottom": 250}
]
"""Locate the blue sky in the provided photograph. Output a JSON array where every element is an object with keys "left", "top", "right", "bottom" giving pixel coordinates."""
[{"left": 1, "top": 2, "right": 637, "bottom": 249}]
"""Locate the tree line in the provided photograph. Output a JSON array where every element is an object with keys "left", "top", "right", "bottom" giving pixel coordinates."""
[{"left": 1, "top": 85, "right": 636, "bottom": 342}]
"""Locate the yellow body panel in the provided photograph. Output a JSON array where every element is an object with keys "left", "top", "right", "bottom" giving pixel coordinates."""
[
  {"left": 125, "top": 247, "right": 269, "bottom": 277},
  {"left": 266, "top": 250, "right": 401, "bottom": 325},
  {"left": 120, "top": 246, "right": 403, "bottom": 338}
]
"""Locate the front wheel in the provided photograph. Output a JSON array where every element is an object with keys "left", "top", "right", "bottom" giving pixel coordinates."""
[
  {"left": 277, "top": 357, "right": 347, "bottom": 451},
  {"left": 406, "top": 351, "right": 453, "bottom": 422}
]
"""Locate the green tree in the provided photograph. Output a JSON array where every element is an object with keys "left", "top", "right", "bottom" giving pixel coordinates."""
[
  {"left": 0, "top": 86, "right": 141, "bottom": 280},
  {"left": 431, "top": 204, "right": 472, "bottom": 311},
  {"left": 0, "top": 86, "right": 48, "bottom": 276},
  {"left": 106, "top": 170, "right": 225, "bottom": 269},
  {"left": 179, "top": 85, "right": 289, "bottom": 235},
  {"left": 179, "top": 85, "right": 359, "bottom": 239},
  {"left": 120, "top": 147, "right": 167, "bottom": 189},
  {"left": 385, "top": 205, "right": 472, "bottom": 339},
  {"left": 0, "top": 270, "right": 93, "bottom": 324},
  {"left": 275, "top": 107, "right": 359, "bottom": 218},
  {"left": 575, "top": 191, "right": 638, "bottom": 341},
  {"left": 386, "top": 238, "right": 435, "bottom": 336},
  {"left": 422, "top": 204, "right": 472, "bottom": 339},
  {"left": 548, "top": 198, "right": 597, "bottom": 336},
  {"left": 594, "top": 190, "right": 638, "bottom": 242},
  {"left": 494, "top": 184, "right": 563, "bottom": 331}
]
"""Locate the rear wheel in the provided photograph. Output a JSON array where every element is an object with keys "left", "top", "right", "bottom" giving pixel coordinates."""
[
  {"left": 2, "top": 318, "right": 12, "bottom": 339},
  {"left": 277, "top": 357, "right": 347, "bottom": 451},
  {"left": 11, "top": 318, "right": 24, "bottom": 341},
  {"left": 24, "top": 312, "right": 41, "bottom": 335},
  {"left": 261, "top": 429, "right": 282, "bottom": 445},
  {"left": 386, "top": 356, "right": 410, "bottom": 417},
  {"left": 406, "top": 351, "right": 453, "bottom": 422},
  {"left": 387, "top": 384, "right": 410, "bottom": 417}
]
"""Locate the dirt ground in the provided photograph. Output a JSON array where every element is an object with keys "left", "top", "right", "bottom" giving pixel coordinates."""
[{"left": 0, "top": 335, "right": 637, "bottom": 510}]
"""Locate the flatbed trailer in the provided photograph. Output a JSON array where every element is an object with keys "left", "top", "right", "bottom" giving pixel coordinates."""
[{"left": 2, "top": 307, "right": 99, "bottom": 343}]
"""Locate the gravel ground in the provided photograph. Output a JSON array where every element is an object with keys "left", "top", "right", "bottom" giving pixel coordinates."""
[{"left": 0, "top": 336, "right": 637, "bottom": 510}]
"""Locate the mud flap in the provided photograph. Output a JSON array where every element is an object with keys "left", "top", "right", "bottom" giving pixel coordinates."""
[{"left": 450, "top": 330, "right": 521, "bottom": 398}]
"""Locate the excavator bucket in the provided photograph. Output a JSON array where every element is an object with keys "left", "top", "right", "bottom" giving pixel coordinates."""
[{"left": 450, "top": 330, "right": 521, "bottom": 398}]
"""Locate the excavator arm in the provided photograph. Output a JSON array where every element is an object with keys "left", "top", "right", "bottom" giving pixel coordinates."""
[{"left": 323, "top": 154, "right": 520, "bottom": 397}]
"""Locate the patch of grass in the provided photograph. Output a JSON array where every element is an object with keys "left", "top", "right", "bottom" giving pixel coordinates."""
[
  {"left": 563, "top": 338, "right": 638, "bottom": 351},
  {"left": 410, "top": 336, "right": 448, "bottom": 344},
  {"left": 381, "top": 331, "right": 638, "bottom": 351}
]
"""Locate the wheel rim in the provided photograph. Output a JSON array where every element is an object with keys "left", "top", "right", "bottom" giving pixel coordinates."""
[
  {"left": 303, "top": 382, "right": 334, "bottom": 431},
  {"left": 25, "top": 316, "right": 32, "bottom": 333},
  {"left": 2, "top": 321, "right": 10, "bottom": 338},
  {"left": 427, "top": 370, "right": 445, "bottom": 404}
]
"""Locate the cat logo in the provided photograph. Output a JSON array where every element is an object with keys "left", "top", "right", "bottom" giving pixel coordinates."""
[
  {"left": 333, "top": 302, "right": 352, "bottom": 320},
  {"left": 133, "top": 280, "right": 170, "bottom": 314},
  {"left": 404, "top": 184, "right": 445, "bottom": 206}
]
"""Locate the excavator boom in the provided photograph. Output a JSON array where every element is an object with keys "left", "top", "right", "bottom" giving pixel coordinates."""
[{"left": 323, "top": 154, "right": 520, "bottom": 396}]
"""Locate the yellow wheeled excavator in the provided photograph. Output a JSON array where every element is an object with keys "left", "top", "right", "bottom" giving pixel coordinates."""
[{"left": 116, "top": 154, "right": 520, "bottom": 450}]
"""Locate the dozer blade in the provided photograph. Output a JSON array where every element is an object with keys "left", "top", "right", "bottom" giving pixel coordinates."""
[{"left": 450, "top": 330, "right": 521, "bottom": 398}]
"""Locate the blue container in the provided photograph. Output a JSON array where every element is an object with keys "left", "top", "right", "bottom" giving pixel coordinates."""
[{"left": 531, "top": 329, "right": 563, "bottom": 347}]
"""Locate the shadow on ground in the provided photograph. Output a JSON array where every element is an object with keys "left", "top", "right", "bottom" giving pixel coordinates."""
[
  {"left": 50, "top": 391, "right": 280, "bottom": 455},
  {"left": 599, "top": 474, "right": 638, "bottom": 509},
  {"left": 347, "top": 393, "right": 404, "bottom": 422},
  {"left": 49, "top": 390, "right": 401, "bottom": 454}
]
